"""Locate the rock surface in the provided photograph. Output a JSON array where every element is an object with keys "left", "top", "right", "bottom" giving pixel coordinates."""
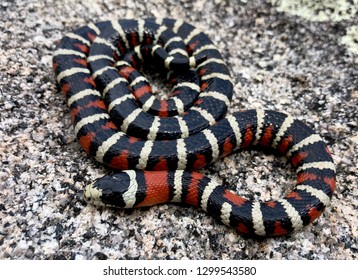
[{"left": 0, "top": 0, "right": 357, "bottom": 259}]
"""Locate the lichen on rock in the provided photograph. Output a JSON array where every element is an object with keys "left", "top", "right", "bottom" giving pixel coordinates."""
[
  {"left": 269, "top": 0, "right": 358, "bottom": 22},
  {"left": 341, "top": 25, "right": 358, "bottom": 55}
]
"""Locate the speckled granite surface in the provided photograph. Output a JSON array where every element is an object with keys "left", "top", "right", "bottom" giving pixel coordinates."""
[{"left": 0, "top": 0, "right": 357, "bottom": 260}]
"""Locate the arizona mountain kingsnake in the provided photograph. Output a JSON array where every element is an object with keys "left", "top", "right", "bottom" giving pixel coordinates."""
[{"left": 53, "top": 18, "right": 336, "bottom": 237}]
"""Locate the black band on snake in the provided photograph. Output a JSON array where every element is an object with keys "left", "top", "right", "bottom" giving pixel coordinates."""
[{"left": 53, "top": 18, "right": 336, "bottom": 237}]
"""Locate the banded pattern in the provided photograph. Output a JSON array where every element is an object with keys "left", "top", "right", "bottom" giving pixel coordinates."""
[{"left": 53, "top": 18, "right": 336, "bottom": 237}]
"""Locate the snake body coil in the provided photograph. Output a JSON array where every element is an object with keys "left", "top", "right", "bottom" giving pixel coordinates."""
[{"left": 53, "top": 18, "right": 336, "bottom": 237}]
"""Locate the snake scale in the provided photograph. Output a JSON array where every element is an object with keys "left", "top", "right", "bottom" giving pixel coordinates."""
[{"left": 53, "top": 18, "right": 336, "bottom": 237}]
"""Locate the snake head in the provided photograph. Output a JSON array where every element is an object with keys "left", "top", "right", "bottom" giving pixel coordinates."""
[{"left": 84, "top": 172, "right": 134, "bottom": 208}]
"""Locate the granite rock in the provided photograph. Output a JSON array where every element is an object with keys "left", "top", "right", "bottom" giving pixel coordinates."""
[{"left": 0, "top": 0, "right": 357, "bottom": 260}]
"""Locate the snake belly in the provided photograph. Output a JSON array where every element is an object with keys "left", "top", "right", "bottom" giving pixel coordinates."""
[{"left": 53, "top": 18, "right": 336, "bottom": 237}]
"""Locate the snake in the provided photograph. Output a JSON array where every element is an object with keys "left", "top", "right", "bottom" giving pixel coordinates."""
[{"left": 52, "top": 18, "right": 336, "bottom": 237}]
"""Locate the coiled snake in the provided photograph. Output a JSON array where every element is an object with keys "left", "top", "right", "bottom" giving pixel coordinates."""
[{"left": 53, "top": 18, "right": 336, "bottom": 237}]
